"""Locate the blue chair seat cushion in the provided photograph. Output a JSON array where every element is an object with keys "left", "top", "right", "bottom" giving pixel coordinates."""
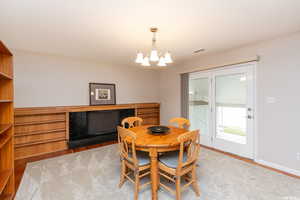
[
  {"left": 129, "top": 151, "right": 150, "bottom": 166},
  {"left": 159, "top": 150, "right": 188, "bottom": 168}
]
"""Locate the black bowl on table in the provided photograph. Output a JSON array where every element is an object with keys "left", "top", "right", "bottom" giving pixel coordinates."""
[{"left": 147, "top": 126, "right": 170, "bottom": 135}]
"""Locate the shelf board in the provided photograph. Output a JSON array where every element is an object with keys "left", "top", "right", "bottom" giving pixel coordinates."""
[
  {"left": 0, "top": 100, "right": 13, "bottom": 103},
  {"left": 0, "top": 170, "right": 12, "bottom": 194},
  {"left": 0, "top": 194, "right": 14, "bottom": 200},
  {"left": 0, "top": 72, "right": 12, "bottom": 80},
  {"left": 0, "top": 41, "right": 13, "bottom": 55},
  {"left": 0, "top": 124, "right": 12, "bottom": 135},
  {"left": 0, "top": 133, "right": 12, "bottom": 149},
  {"left": 15, "top": 119, "right": 66, "bottom": 126}
]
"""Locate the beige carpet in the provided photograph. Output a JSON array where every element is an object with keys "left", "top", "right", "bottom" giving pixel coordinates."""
[{"left": 15, "top": 144, "right": 300, "bottom": 200}]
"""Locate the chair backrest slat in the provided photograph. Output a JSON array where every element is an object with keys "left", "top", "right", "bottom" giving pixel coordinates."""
[
  {"left": 169, "top": 117, "right": 191, "bottom": 129},
  {"left": 121, "top": 117, "right": 143, "bottom": 128},
  {"left": 117, "top": 126, "right": 138, "bottom": 166},
  {"left": 177, "top": 130, "right": 200, "bottom": 170}
]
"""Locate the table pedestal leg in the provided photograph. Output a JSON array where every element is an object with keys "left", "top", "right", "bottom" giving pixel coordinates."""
[{"left": 149, "top": 148, "right": 158, "bottom": 200}]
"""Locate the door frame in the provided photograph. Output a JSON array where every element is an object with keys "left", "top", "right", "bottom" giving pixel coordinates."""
[{"left": 188, "top": 62, "right": 257, "bottom": 159}]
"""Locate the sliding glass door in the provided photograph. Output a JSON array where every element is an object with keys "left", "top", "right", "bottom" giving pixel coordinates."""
[
  {"left": 189, "top": 72, "right": 211, "bottom": 146},
  {"left": 188, "top": 63, "right": 255, "bottom": 158}
]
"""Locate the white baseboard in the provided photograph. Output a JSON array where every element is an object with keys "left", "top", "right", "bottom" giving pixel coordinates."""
[{"left": 255, "top": 159, "right": 300, "bottom": 177}]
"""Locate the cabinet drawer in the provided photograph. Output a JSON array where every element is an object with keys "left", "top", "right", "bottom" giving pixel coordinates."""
[
  {"left": 15, "top": 122, "right": 66, "bottom": 135},
  {"left": 137, "top": 108, "right": 159, "bottom": 115},
  {"left": 142, "top": 117, "right": 159, "bottom": 125},
  {"left": 15, "top": 140, "right": 67, "bottom": 160},
  {"left": 15, "top": 131, "right": 66, "bottom": 145},
  {"left": 138, "top": 113, "right": 159, "bottom": 119},
  {"left": 15, "top": 113, "right": 66, "bottom": 125}
]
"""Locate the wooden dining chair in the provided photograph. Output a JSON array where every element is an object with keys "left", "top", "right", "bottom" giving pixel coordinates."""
[
  {"left": 169, "top": 117, "right": 191, "bottom": 129},
  {"left": 121, "top": 117, "right": 143, "bottom": 128},
  {"left": 158, "top": 130, "right": 200, "bottom": 200},
  {"left": 117, "top": 126, "right": 151, "bottom": 200}
]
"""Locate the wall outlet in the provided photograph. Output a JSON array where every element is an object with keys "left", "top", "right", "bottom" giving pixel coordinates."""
[
  {"left": 266, "top": 97, "right": 277, "bottom": 104},
  {"left": 297, "top": 153, "right": 300, "bottom": 161}
]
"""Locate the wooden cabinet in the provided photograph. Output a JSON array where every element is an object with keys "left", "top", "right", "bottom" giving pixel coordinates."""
[
  {"left": 136, "top": 104, "right": 160, "bottom": 125},
  {"left": 136, "top": 109, "right": 159, "bottom": 125},
  {"left": 0, "top": 41, "right": 14, "bottom": 199},
  {"left": 14, "top": 103, "right": 160, "bottom": 160},
  {"left": 14, "top": 112, "right": 68, "bottom": 160}
]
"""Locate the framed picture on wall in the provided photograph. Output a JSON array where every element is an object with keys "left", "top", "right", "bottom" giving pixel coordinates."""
[{"left": 89, "top": 83, "right": 116, "bottom": 105}]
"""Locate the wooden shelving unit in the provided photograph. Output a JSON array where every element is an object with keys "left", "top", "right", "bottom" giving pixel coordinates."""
[
  {"left": 0, "top": 124, "right": 12, "bottom": 135},
  {"left": 0, "top": 170, "right": 12, "bottom": 193},
  {"left": 0, "top": 134, "right": 12, "bottom": 149},
  {"left": 0, "top": 72, "right": 12, "bottom": 80},
  {"left": 0, "top": 194, "right": 13, "bottom": 200},
  {"left": 0, "top": 41, "right": 15, "bottom": 198},
  {"left": 0, "top": 100, "right": 12, "bottom": 103}
]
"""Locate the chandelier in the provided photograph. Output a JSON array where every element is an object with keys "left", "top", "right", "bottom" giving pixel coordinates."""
[{"left": 135, "top": 27, "right": 173, "bottom": 67}]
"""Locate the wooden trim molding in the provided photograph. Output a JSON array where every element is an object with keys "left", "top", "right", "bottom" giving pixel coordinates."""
[
  {"left": 14, "top": 103, "right": 159, "bottom": 115},
  {"left": 179, "top": 56, "right": 259, "bottom": 74},
  {"left": 201, "top": 145, "right": 300, "bottom": 179}
]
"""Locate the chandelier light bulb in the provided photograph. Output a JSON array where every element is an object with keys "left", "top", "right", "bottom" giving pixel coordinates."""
[
  {"left": 135, "top": 52, "right": 144, "bottom": 63},
  {"left": 150, "top": 49, "right": 159, "bottom": 62},
  {"left": 164, "top": 51, "right": 173, "bottom": 63},
  {"left": 142, "top": 56, "right": 150, "bottom": 66},
  {"left": 157, "top": 56, "right": 167, "bottom": 67}
]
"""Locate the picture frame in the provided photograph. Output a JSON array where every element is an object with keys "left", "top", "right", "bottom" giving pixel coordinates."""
[{"left": 89, "top": 83, "right": 116, "bottom": 105}]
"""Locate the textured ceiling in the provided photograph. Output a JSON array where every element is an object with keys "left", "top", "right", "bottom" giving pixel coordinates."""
[{"left": 0, "top": 0, "right": 300, "bottom": 67}]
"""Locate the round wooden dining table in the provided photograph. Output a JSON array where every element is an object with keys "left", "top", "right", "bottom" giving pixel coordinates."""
[{"left": 129, "top": 125, "right": 188, "bottom": 200}]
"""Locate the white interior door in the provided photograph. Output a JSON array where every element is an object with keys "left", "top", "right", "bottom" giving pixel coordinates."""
[{"left": 188, "top": 63, "right": 255, "bottom": 159}]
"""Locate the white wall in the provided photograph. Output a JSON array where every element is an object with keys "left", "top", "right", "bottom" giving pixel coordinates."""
[
  {"left": 159, "top": 32, "right": 300, "bottom": 174},
  {"left": 14, "top": 51, "right": 160, "bottom": 107}
]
